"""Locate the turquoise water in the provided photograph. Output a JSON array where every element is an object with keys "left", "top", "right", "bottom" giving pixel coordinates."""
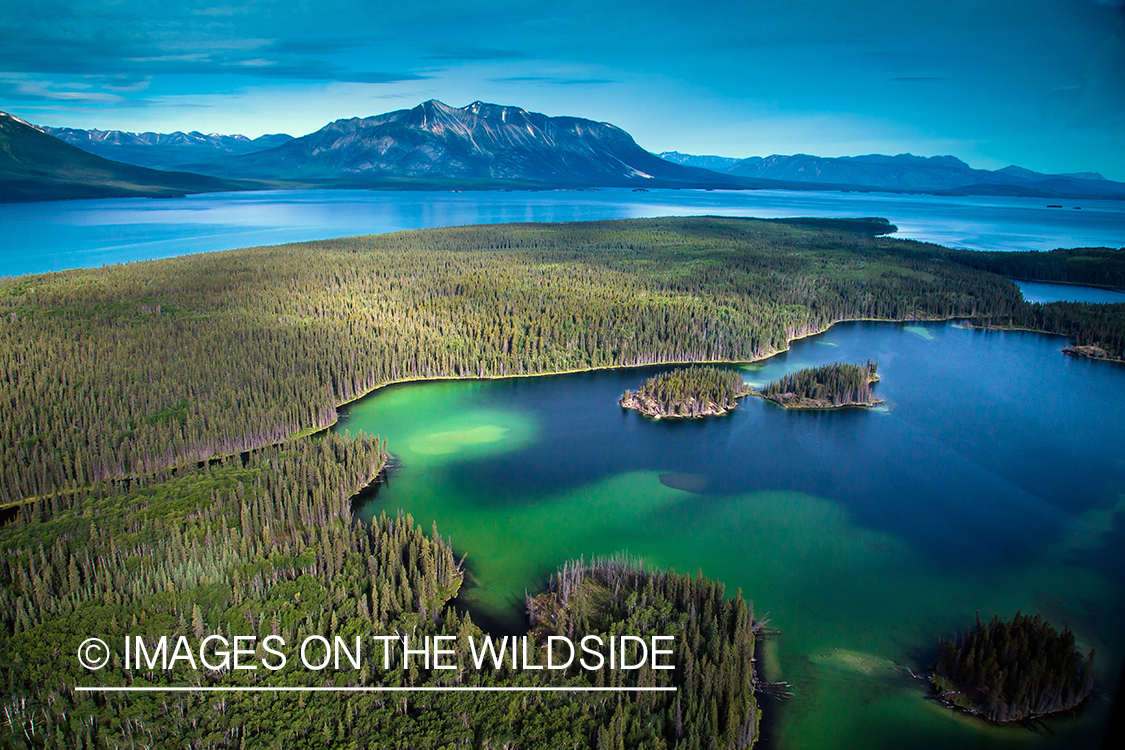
[
  {"left": 4, "top": 188, "right": 1125, "bottom": 276},
  {"left": 338, "top": 321, "right": 1125, "bottom": 749}
]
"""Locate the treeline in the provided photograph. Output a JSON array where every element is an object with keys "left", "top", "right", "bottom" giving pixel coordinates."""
[
  {"left": 980, "top": 301, "right": 1125, "bottom": 360},
  {"left": 945, "top": 246, "right": 1125, "bottom": 289},
  {"left": 528, "top": 554, "right": 759, "bottom": 750},
  {"left": 930, "top": 612, "right": 1095, "bottom": 723},
  {"left": 621, "top": 365, "right": 750, "bottom": 417},
  {"left": 761, "top": 360, "right": 879, "bottom": 408}
]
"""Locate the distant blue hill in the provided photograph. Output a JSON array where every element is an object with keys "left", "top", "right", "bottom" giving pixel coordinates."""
[
  {"left": 657, "top": 152, "right": 741, "bottom": 172},
  {"left": 660, "top": 151, "right": 1124, "bottom": 200}
]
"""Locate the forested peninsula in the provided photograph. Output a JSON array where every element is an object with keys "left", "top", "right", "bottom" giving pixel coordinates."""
[
  {"left": 944, "top": 246, "right": 1125, "bottom": 290},
  {"left": 756, "top": 361, "right": 881, "bottom": 410},
  {"left": 3, "top": 216, "right": 1122, "bottom": 504},
  {"left": 620, "top": 366, "right": 752, "bottom": 418}
]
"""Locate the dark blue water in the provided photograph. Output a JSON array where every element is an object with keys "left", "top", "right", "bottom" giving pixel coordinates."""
[
  {"left": 3, "top": 188, "right": 1125, "bottom": 277},
  {"left": 340, "top": 321, "right": 1125, "bottom": 749}
]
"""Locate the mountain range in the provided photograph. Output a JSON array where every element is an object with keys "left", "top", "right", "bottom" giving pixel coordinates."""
[
  {"left": 182, "top": 99, "right": 730, "bottom": 188},
  {"left": 43, "top": 127, "right": 293, "bottom": 170},
  {"left": 0, "top": 112, "right": 242, "bottom": 203},
  {"left": 4, "top": 100, "right": 1125, "bottom": 202},
  {"left": 659, "top": 151, "right": 1123, "bottom": 199},
  {"left": 658, "top": 152, "right": 741, "bottom": 172}
]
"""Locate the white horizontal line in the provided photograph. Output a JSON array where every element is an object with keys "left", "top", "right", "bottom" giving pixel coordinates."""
[{"left": 76, "top": 686, "right": 676, "bottom": 693}]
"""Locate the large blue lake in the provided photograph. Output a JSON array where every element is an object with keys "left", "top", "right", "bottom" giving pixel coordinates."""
[{"left": 2, "top": 187, "right": 1124, "bottom": 277}]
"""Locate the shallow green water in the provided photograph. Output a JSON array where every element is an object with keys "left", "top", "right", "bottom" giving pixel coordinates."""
[{"left": 338, "top": 321, "right": 1125, "bottom": 749}]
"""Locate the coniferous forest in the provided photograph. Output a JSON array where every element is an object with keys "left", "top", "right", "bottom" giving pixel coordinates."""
[
  {"left": 2, "top": 216, "right": 1123, "bottom": 748},
  {"left": 2, "top": 217, "right": 1121, "bottom": 504},
  {"left": 528, "top": 555, "right": 759, "bottom": 749},
  {"left": 0, "top": 437, "right": 757, "bottom": 749},
  {"left": 759, "top": 360, "right": 880, "bottom": 409},
  {"left": 620, "top": 366, "right": 752, "bottom": 417},
  {"left": 930, "top": 613, "right": 1096, "bottom": 723},
  {"left": 944, "top": 246, "right": 1125, "bottom": 289}
]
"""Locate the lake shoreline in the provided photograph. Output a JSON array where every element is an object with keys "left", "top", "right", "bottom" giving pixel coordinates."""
[
  {"left": 961, "top": 322, "right": 1125, "bottom": 363},
  {"left": 0, "top": 315, "right": 943, "bottom": 510},
  {"left": 1062, "top": 344, "right": 1125, "bottom": 364},
  {"left": 1011, "top": 276, "right": 1125, "bottom": 294},
  {"left": 618, "top": 390, "right": 752, "bottom": 419},
  {"left": 750, "top": 365, "right": 883, "bottom": 410},
  {"left": 0, "top": 316, "right": 1086, "bottom": 511},
  {"left": 7, "top": 188, "right": 1125, "bottom": 278},
  {"left": 751, "top": 392, "right": 884, "bottom": 410},
  {"left": 326, "top": 315, "right": 953, "bottom": 432}
]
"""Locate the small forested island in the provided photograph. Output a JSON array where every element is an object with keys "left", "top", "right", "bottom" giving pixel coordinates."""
[
  {"left": 619, "top": 365, "right": 752, "bottom": 418},
  {"left": 930, "top": 613, "right": 1095, "bottom": 723},
  {"left": 755, "top": 360, "right": 881, "bottom": 409}
]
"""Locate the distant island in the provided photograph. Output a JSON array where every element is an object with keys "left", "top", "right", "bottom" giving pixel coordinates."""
[
  {"left": 754, "top": 361, "right": 881, "bottom": 409},
  {"left": 620, "top": 365, "right": 752, "bottom": 418},
  {"left": 1063, "top": 344, "right": 1122, "bottom": 363},
  {"left": 930, "top": 613, "right": 1095, "bottom": 723}
]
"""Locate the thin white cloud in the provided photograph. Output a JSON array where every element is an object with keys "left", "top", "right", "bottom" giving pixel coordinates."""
[{"left": 11, "top": 79, "right": 125, "bottom": 103}]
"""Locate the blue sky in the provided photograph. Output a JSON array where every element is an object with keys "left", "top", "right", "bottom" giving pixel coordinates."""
[{"left": 3, "top": 1, "right": 1124, "bottom": 179}]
